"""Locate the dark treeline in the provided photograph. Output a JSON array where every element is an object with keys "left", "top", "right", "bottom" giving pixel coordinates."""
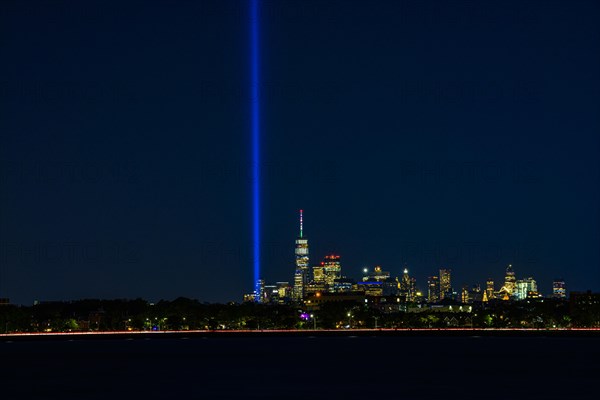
[{"left": 0, "top": 296, "right": 599, "bottom": 333}]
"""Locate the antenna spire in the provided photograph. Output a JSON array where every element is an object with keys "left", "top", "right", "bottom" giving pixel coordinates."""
[{"left": 299, "top": 209, "right": 303, "bottom": 238}]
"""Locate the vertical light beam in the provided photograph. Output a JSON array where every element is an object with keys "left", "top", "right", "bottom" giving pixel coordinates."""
[{"left": 251, "top": 0, "right": 261, "bottom": 299}]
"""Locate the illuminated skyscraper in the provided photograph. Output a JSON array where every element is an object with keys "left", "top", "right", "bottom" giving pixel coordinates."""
[
  {"left": 322, "top": 254, "right": 342, "bottom": 289},
  {"left": 400, "top": 268, "right": 417, "bottom": 302},
  {"left": 461, "top": 285, "right": 470, "bottom": 304},
  {"left": 362, "top": 266, "right": 397, "bottom": 296},
  {"left": 277, "top": 282, "right": 292, "bottom": 300},
  {"left": 469, "top": 284, "right": 482, "bottom": 303},
  {"left": 552, "top": 278, "right": 566, "bottom": 299},
  {"left": 486, "top": 278, "right": 495, "bottom": 301},
  {"left": 256, "top": 279, "right": 265, "bottom": 303},
  {"left": 515, "top": 277, "right": 537, "bottom": 300},
  {"left": 263, "top": 283, "right": 278, "bottom": 303},
  {"left": 439, "top": 268, "right": 452, "bottom": 300},
  {"left": 293, "top": 210, "right": 309, "bottom": 301},
  {"left": 500, "top": 264, "right": 516, "bottom": 299},
  {"left": 312, "top": 265, "right": 325, "bottom": 284},
  {"left": 428, "top": 276, "right": 440, "bottom": 303}
]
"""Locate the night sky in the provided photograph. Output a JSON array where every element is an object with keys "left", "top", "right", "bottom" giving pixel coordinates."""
[{"left": 1, "top": 0, "right": 599, "bottom": 305}]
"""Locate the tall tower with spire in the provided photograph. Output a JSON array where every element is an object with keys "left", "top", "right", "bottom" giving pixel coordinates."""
[
  {"left": 501, "top": 264, "right": 517, "bottom": 299},
  {"left": 293, "top": 210, "right": 309, "bottom": 301}
]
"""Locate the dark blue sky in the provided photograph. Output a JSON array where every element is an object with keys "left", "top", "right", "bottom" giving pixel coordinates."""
[{"left": 1, "top": 0, "right": 599, "bottom": 305}]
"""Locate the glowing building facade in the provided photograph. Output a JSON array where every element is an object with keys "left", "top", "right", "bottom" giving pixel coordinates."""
[
  {"left": 461, "top": 285, "right": 470, "bottom": 304},
  {"left": 439, "top": 268, "right": 452, "bottom": 300},
  {"left": 500, "top": 264, "right": 517, "bottom": 299},
  {"left": 363, "top": 266, "right": 390, "bottom": 282},
  {"left": 313, "top": 265, "right": 325, "bottom": 284},
  {"left": 293, "top": 210, "right": 309, "bottom": 301},
  {"left": 277, "top": 282, "right": 292, "bottom": 301},
  {"left": 322, "top": 254, "right": 342, "bottom": 289},
  {"left": 428, "top": 276, "right": 440, "bottom": 303},
  {"left": 256, "top": 279, "right": 265, "bottom": 303},
  {"left": 332, "top": 278, "right": 354, "bottom": 293},
  {"left": 553, "top": 278, "right": 566, "bottom": 299},
  {"left": 515, "top": 277, "right": 538, "bottom": 300},
  {"left": 360, "top": 266, "right": 398, "bottom": 296},
  {"left": 486, "top": 279, "right": 495, "bottom": 301},
  {"left": 399, "top": 268, "right": 417, "bottom": 302},
  {"left": 470, "top": 284, "right": 483, "bottom": 302}
]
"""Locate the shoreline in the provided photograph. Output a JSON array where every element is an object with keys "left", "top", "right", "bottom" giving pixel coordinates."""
[{"left": 2, "top": 328, "right": 600, "bottom": 341}]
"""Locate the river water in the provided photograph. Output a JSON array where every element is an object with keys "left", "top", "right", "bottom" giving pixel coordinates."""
[{"left": 1, "top": 335, "right": 597, "bottom": 399}]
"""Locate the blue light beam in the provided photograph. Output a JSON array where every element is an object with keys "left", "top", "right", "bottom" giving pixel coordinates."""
[{"left": 251, "top": 0, "right": 261, "bottom": 300}]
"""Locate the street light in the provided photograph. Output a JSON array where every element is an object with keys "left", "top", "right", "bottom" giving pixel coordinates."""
[
  {"left": 310, "top": 314, "right": 316, "bottom": 330},
  {"left": 347, "top": 312, "right": 352, "bottom": 328}
]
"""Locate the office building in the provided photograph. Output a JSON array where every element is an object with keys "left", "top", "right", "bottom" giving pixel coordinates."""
[
  {"left": 400, "top": 268, "right": 417, "bottom": 302},
  {"left": 461, "top": 285, "right": 470, "bottom": 304},
  {"left": 486, "top": 279, "right": 495, "bottom": 301},
  {"left": 553, "top": 278, "right": 566, "bottom": 299},
  {"left": 293, "top": 210, "right": 309, "bottom": 301},
  {"left": 498, "top": 264, "right": 516, "bottom": 300},
  {"left": 322, "top": 254, "right": 342, "bottom": 289},
  {"left": 515, "top": 277, "right": 538, "bottom": 300},
  {"left": 439, "top": 268, "right": 452, "bottom": 300},
  {"left": 362, "top": 266, "right": 391, "bottom": 282},
  {"left": 428, "top": 276, "right": 440, "bottom": 303}
]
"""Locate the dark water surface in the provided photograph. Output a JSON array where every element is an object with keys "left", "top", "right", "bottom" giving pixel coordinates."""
[{"left": 1, "top": 336, "right": 598, "bottom": 399}]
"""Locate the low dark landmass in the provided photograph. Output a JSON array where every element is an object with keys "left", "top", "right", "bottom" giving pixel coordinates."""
[{"left": 1, "top": 294, "right": 599, "bottom": 334}]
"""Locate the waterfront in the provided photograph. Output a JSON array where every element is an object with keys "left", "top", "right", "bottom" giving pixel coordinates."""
[{"left": 1, "top": 334, "right": 598, "bottom": 399}]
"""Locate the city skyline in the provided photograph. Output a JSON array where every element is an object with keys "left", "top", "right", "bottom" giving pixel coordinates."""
[
  {"left": 2, "top": 2, "right": 599, "bottom": 399},
  {"left": 0, "top": 206, "right": 575, "bottom": 306},
  {"left": 1, "top": 1, "right": 599, "bottom": 305},
  {"left": 253, "top": 210, "right": 568, "bottom": 305}
]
